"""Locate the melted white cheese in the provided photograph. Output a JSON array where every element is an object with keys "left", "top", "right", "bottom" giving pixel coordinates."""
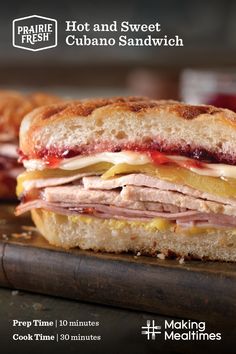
[
  {"left": 23, "top": 151, "right": 236, "bottom": 179},
  {"left": 23, "top": 151, "right": 151, "bottom": 171},
  {"left": 168, "top": 155, "right": 236, "bottom": 178}
]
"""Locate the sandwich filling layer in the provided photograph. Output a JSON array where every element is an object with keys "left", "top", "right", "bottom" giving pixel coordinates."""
[{"left": 16, "top": 150, "right": 236, "bottom": 233}]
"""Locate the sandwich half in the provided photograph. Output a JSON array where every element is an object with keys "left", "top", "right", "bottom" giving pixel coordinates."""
[
  {"left": 16, "top": 96, "right": 236, "bottom": 261},
  {"left": 0, "top": 90, "right": 61, "bottom": 198}
]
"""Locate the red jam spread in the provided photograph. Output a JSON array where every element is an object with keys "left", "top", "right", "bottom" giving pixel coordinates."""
[{"left": 18, "top": 141, "right": 236, "bottom": 166}]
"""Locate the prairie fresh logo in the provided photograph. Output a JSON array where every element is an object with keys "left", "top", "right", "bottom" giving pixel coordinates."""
[{"left": 12, "top": 15, "right": 57, "bottom": 51}]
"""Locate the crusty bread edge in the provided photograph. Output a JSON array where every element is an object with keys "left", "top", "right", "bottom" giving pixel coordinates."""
[
  {"left": 19, "top": 97, "right": 236, "bottom": 165},
  {"left": 31, "top": 209, "right": 236, "bottom": 262}
]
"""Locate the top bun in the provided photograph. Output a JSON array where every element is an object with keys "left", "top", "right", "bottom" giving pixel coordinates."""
[
  {"left": 0, "top": 90, "right": 61, "bottom": 142},
  {"left": 19, "top": 96, "right": 236, "bottom": 164}
]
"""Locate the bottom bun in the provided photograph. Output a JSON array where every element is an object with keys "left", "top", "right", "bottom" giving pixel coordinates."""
[{"left": 31, "top": 209, "right": 236, "bottom": 262}]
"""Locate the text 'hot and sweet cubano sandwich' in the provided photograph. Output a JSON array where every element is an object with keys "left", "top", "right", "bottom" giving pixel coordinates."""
[
  {"left": 0, "top": 90, "right": 61, "bottom": 198},
  {"left": 16, "top": 97, "right": 236, "bottom": 261}
]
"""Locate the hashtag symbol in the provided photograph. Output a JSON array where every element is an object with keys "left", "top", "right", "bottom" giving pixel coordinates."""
[{"left": 141, "top": 320, "right": 161, "bottom": 340}]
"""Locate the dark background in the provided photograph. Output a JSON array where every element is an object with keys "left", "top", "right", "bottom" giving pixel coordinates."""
[{"left": 1, "top": 0, "right": 236, "bottom": 99}]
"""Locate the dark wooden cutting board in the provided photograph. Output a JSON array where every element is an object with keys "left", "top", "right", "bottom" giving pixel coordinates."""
[{"left": 0, "top": 204, "right": 236, "bottom": 324}]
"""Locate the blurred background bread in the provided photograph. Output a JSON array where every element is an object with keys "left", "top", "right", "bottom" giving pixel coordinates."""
[{"left": 0, "top": 90, "right": 62, "bottom": 199}]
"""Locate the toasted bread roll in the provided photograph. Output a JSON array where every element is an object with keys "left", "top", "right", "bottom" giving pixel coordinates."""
[{"left": 17, "top": 97, "right": 236, "bottom": 261}]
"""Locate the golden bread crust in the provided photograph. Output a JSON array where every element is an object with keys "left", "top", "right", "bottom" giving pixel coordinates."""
[
  {"left": 20, "top": 96, "right": 235, "bottom": 123},
  {"left": 19, "top": 96, "right": 236, "bottom": 163}
]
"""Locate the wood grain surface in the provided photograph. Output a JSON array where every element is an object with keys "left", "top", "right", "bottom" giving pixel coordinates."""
[{"left": 0, "top": 204, "right": 236, "bottom": 324}]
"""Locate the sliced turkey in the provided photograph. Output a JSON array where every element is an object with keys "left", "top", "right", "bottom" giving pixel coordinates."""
[
  {"left": 17, "top": 168, "right": 236, "bottom": 227},
  {"left": 43, "top": 185, "right": 186, "bottom": 212},
  {"left": 121, "top": 185, "right": 236, "bottom": 217},
  {"left": 82, "top": 174, "right": 236, "bottom": 206}
]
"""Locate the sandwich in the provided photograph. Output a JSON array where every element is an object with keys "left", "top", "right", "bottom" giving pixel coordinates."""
[
  {"left": 16, "top": 96, "right": 236, "bottom": 261},
  {"left": 0, "top": 90, "right": 61, "bottom": 198}
]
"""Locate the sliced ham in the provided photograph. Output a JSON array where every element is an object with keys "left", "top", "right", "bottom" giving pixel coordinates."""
[
  {"left": 68, "top": 204, "right": 200, "bottom": 219},
  {"left": 16, "top": 199, "right": 46, "bottom": 215},
  {"left": 15, "top": 199, "right": 236, "bottom": 227},
  {"left": 50, "top": 200, "right": 187, "bottom": 213}
]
